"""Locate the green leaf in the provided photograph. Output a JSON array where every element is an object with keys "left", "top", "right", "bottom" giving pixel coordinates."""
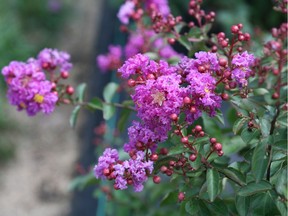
[
  {"left": 219, "top": 168, "right": 246, "bottom": 186},
  {"left": 260, "top": 117, "right": 271, "bottom": 137},
  {"left": 75, "top": 83, "right": 87, "bottom": 103},
  {"left": 206, "top": 168, "right": 220, "bottom": 202},
  {"left": 251, "top": 192, "right": 280, "bottom": 215},
  {"left": 69, "top": 105, "right": 81, "bottom": 128},
  {"left": 252, "top": 141, "right": 269, "bottom": 182},
  {"left": 160, "top": 191, "right": 178, "bottom": 207},
  {"left": 117, "top": 108, "right": 132, "bottom": 132},
  {"left": 188, "top": 27, "right": 202, "bottom": 38},
  {"left": 169, "top": 144, "right": 186, "bottom": 155},
  {"left": 102, "top": 104, "right": 115, "bottom": 120},
  {"left": 215, "top": 110, "right": 225, "bottom": 126},
  {"left": 236, "top": 196, "right": 251, "bottom": 216},
  {"left": 87, "top": 97, "right": 103, "bottom": 110},
  {"left": 208, "top": 199, "right": 229, "bottom": 216},
  {"left": 253, "top": 88, "right": 269, "bottom": 96},
  {"left": 178, "top": 35, "right": 191, "bottom": 51},
  {"left": 241, "top": 128, "right": 260, "bottom": 144},
  {"left": 275, "top": 199, "right": 287, "bottom": 216},
  {"left": 174, "top": 22, "right": 185, "bottom": 33},
  {"left": 233, "top": 118, "right": 247, "bottom": 135},
  {"left": 103, "top": 82, "right": 119, "bottom": 103},
  {"left": 238, "top": 180, "right": 272, "bottom": 196},
  {"left": 275, "top": 168, "right": 287, "bottom": 198},
  {"left": 185, "top": 198, "right": 200, "bottom": 215}
]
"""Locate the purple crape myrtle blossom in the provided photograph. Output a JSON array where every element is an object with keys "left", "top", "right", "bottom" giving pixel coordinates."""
[
  {"left": 117, "top": 1, "right": 135, "bottom": 24},
  {"left": 97, "top": 45, "right": 122, "bottom": 72},
  {"left": 132, "top": 73, "right": 184, "bottom": 127},
  {"left": 118, "top": 53, "right": 177, "bottom": 79},
  {"left": 123, "top": 121, "right": 167, "bottom": 153},
  {"left": 123, "top": 151, "right": 153, "bottom": 192},
  {"left": 179, "top": 53, "right": 222, "bottom": 120},
  {"left": 94, "top": 149, "right": 153, "bottom": 192},
  {"left": 2, "top": 60, "right": 58, "bottom": 116},
  {"left": 37, "top": 48, "right": 72, "bottom": 72},
  {"left": 93, "top": 148, "right": 119, "bottom": 179},
  {"left": 146, "top": 0, "right": 170, "bottom": 16},
  {"left": 118, "top": 53, "right": 150, "bottom": 78},
  {"left": 231, "top": 51, "right": 256, "bottom": 87}
]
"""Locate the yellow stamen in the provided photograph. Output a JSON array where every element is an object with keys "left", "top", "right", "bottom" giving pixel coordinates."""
[
  {"left": 151, "top": 91, "right": 166, "bottom": 106},
  {"left": 204, "top": 87, "right": 210, "bottom": 93},
  {"left": 34, "top": 94, "right": 44, "bottom": 104}
]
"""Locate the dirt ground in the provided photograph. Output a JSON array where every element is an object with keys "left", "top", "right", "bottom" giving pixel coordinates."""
[{"left": 0, "top": 1, "right": 103, "bottom": 215}]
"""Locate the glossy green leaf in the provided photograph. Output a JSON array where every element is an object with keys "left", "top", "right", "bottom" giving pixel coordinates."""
[
  {"left": 241, "top": 128, "right": 260, "bottom": 144},
  {"left": 236, "top": 195, "right": 251, "bottom": 216},
  {"left": 206, "top": 168, "right": 220, "bottom": 202},
  {"left": 185, "top": 198, "right": 200, "bottom": 215},
  {"left": 215, "top": 110, "right": 225, "bottom": 126},
  {"left": 252, "top": 141, "right": 268, "bottom": 182},
  {"left": 275, "top": 168, "right": 287, "bottom": 198},
  {"left": 275, "top": 199, "right": 287, "bottom": 216},
  {"left": 76, "top": 83, "right": 87, "bottom": 103},
  {"left": 208, "top": 199, "right": 229, "bottom": 216},
  {"left": 117, "top": 108, "right": 132, "bottom": 132},
  {"left": 238, "top": 180, "right": 272, "bottom": 196},
  {"left": 69, "top": 105, "right": 81, "bottom": 128},
  {"left": 178, "top": 35, "right": 191, "bottom": 51},
  {"left": 260, "top": 117, "right": 271, "bottom": 137},
  {"left": 233, "top": 118, "right": 247, "bottom": 135},
  {"left": 87, "top": 97, "right": 103, "bottom": 110},
  {"left": 103, "top": 82, "right": 119, "bottom": 103},
  {"left": 219, "top": 168, "right": 246, "bottom": 186},
  {"left": 160, "top": 191, "right": 178, "bottom": 207},
  {"left": 253, "top": 88, "right": 269, "bottom": 96},
  {"left": 251, "top": 192, "right": 280, "bottom": 215},
  {"left": 103, "top": 104, "right": 115, "bottom": 120}
]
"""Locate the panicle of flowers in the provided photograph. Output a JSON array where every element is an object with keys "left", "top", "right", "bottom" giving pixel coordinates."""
[
  {"left": 94, "top": 148, "right": 153, "bottom": 192},
  {"left": 2, "top": 48, "right": 74, "bottom": 116}
]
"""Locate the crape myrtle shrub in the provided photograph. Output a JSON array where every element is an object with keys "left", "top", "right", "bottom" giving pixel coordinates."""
[{"left": 1, "top": 0, "right": 287, "bottom": 215}]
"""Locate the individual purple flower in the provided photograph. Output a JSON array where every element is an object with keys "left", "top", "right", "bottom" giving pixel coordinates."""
[
  {"left": 117, "top": 1, "right": 135, "bottom": 24},
  {"left": 132, "top": 73, "right": 184, "bottom": 126},
  {"left": 123, "top": 151, "right": 153, "bottom": 192},
  {"left": 124, "top": 121, "right": 167, "bottom": 153},
  {"left": 231, "top": 51, "right": 255, "bottom": 87},
  {"left": 97, "top": 45, "right": 122, "bottom": 72},
  {"left": 37, "top": 48, "right": 72, "bottom": 72},
  {"left": 146, "top": 0, "right": 170, "bottom": 16},
  {"left": 118, "top": 53, "right": 150, "bottom": 78},
  {"left": 93, "top": 148, "right": 119, "bottom": 179},
  {"left": 232, "top": 51, "right": 255, "bottom": 67}
]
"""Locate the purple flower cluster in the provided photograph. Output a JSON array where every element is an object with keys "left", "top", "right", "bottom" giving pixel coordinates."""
[
  {"left": 179, "top": 52, "right": 222, "bottom": 120},
  {"left": 117, "top": 1, "right": 135, "bottom": 24},
  {"left": 231, "top": 51, "right": 255, "bottom": 87},
  {"left": 94, "top": 148, "right": 119, "bottom": 179},
  {"left": 37, "top": 48, "right": 72, "bottom": 72},
  {"left": 94, "top": 148, "right": 153, "bottom": 192},
  {"left": 1, "top": 48, "right": 72, "bottom": 116},
  {"left": 146, "top": 0, "right": 170, "bottom": 16},
  {"left": 2, "top": 60, "right": 58, "bottom": 116},
  {"left": 97, "top": 45, "right": 122, "bottom": 72}
]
